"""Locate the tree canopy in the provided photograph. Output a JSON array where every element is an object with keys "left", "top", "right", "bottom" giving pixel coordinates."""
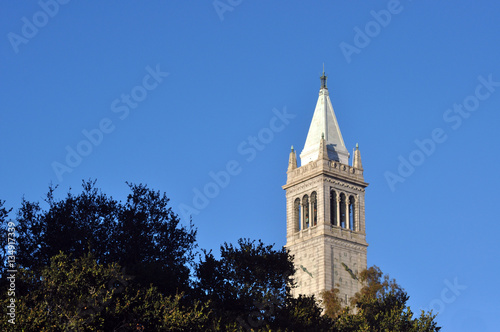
[{"left": 2, "top": 180, "right": 196, "bottom": 297}]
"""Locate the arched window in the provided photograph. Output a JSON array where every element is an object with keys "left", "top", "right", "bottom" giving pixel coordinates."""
[
  {"left": 349, "top": 196, "right": 356, "bottom": 231},
  {"left": 311, "top": 192, "right": 317, "bottom": 226},
  {"left": 340, "top": 193, "right": 347, "bottom": 228},
  {"left": 330, "top": 189, "right": 337, "bottom": 226},
  {"left": 294, "top": 198, "right": 301, "bottom": 232},
  {"left": 302, "top": 195, "right": 309, "bottom": 229}
]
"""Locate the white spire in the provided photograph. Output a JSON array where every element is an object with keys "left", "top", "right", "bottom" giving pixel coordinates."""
[{"left": 300, "top": 71, "right": 349, "bottom": 165}]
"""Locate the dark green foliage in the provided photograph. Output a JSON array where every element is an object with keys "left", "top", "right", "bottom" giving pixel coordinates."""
[
  {"left": 3, "top": 180, "right": 196, "bottom": 297},
  {"left": 16, "top": 181, "right": 119, "bottom": 270},
  {"left": 195, "top": 238, "right": 295, "bottom": 329},
  {"left": 111, "top": 182, "right": 197, "bottom": 296},
  {"left": 270, "top": 294, "right": 331, "bottom": 331}
]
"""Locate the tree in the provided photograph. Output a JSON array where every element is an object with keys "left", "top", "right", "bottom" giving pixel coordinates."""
[
  {"left": 3, "top": 180, "right": 197, "bottom": 297},
  {"left": 111, "top": 182, "right": 197, "bottom": 296},
  {"left": 350, "top": 265, "right": 402, "bottom": 308},
  {"left": 11, "top": 180, "right": 118, "bottom": 271},
  {"left": 195, "top": 238, "right": 295, "bottom": 329},
  {"left": 321, "top": 287, "right": 343, "bottom": 319},
  {"left": 326, "top": 266, "right": 441, "bottom": 332}
]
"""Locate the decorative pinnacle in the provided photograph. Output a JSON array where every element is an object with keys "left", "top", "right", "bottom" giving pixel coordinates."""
[
  {"left": 291, "top": 145, "right": 294, "bottom": 152},
  {"left": 321, "top": 132, "right": 324, "bottom": 139},
  {"left": 353, "top": 143, "right": 363, "bottom": 170}
]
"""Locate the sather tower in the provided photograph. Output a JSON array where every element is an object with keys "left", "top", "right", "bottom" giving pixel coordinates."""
[{"left": 283, "top": 71, "right": 368, "bottom": 305}]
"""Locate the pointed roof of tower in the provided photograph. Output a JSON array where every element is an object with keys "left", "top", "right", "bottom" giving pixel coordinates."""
[{"left": 300, "top": 70, "right": 349, "bottom": 165}]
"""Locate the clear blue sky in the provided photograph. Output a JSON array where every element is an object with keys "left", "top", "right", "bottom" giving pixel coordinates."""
[{"left": 2, "top": 1, "right": 499, "bottom": 330}]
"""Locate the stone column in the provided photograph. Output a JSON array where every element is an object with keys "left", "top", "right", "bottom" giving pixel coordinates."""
[
  {"left": 312, "top": 194, "right": 317, "bottom": 226},
  {"left": 345, "top": 197, "right": 350, "bottom": 230},
  {"left": 354, "top": 197, "right": 358, "bottom": 231},
  {"left": 303, "top": 200, "right": 309, "bottom": 229},
  {"left": 336, "top": 196, "right": 341, "bottom": 227},
  {"left": 301, "top": 201, "right": 305, "bottom": 230}
]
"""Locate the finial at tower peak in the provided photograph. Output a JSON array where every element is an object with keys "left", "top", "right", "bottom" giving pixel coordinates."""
[{"left": 320, "top": 65, "right": 327, "bottom": 90}]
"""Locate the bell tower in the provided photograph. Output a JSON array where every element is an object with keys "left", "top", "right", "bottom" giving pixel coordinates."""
[{"left": 283, "top": 71, "right": 368, "bottom": 305}]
